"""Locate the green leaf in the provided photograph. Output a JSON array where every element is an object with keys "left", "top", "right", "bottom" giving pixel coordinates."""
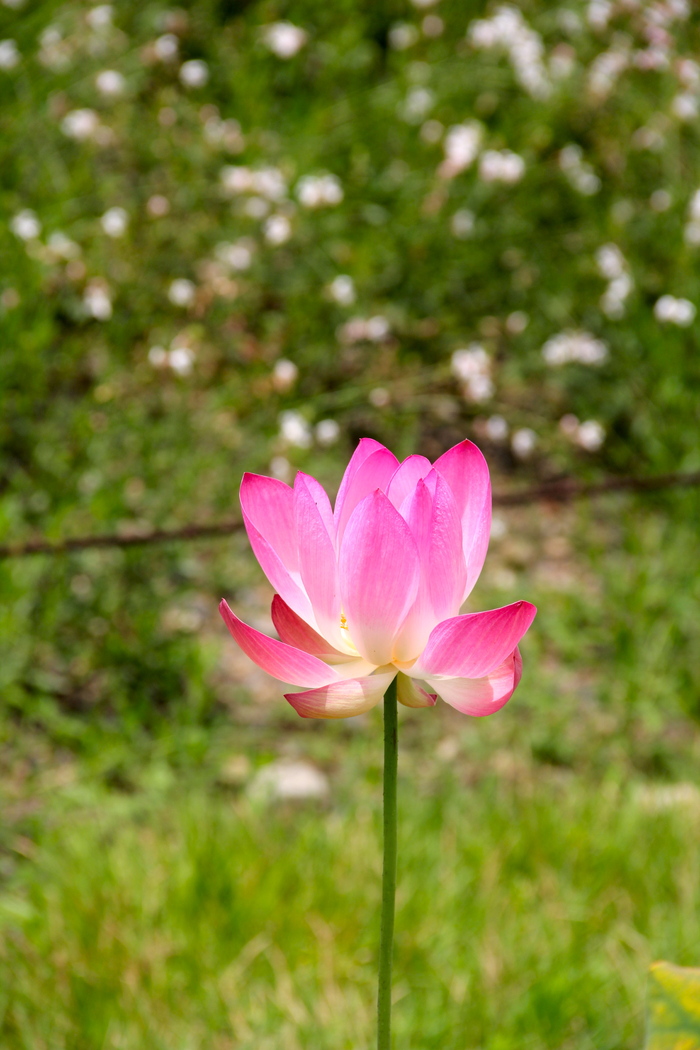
[{"left": 645, "top": 961, "right": 700, "bottom": 1049}]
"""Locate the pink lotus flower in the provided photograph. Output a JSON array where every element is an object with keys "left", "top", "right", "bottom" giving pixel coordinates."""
[{"left": 220, "top": 438, "right": 536, "bottom": 718}]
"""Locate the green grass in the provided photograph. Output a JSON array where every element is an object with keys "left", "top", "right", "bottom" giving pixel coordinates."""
[{"left": 2, "top": 708, "right": 700, "bottom": 1050}]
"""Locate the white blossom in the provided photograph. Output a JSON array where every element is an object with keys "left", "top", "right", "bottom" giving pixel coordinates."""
[
  {"left": 399, "top": 87, "right": 434, "bottom": 124},
  {"left": 10, "top": 209, "right": 41, "bottom": 240},
  {"left": 279, "top": 410, "right": 312, "bottom": 448},
  {"left": 179, "top": 59, "right": 209, "bottom": 88},
  {"left": 451, "top": 344, "right": 494, "bottom": 401},
  {"left": 559, "top": 144, "right": 601, "bottom": 195},
  {"left": 84, "top": 281, "right": 112, "bottom": 320},
  {"left": 168, "top": 346, "right": 194, "bottom": 375},
  {"left": 0, "top": 40, "right": 20, "bottom": 70},
  {"left": 95, "top": 69, "right": 125, "bottom": 96},
  {"left": 249, "top": 760, "right": 328, "bottom": 802},
  {"left": 450, "top": 209, "right": 475, "bottom": 238},
  {"left": 153, "top": 34, "right": 178, "bottom": 61},
  {"left": 388, "top": 23, "right": 419, "bottom": 50},
  {"left": 511, "top": 427, "right": 537, "bottom": 458},
  {"left": 168, "top": 278, "right": 196, "bottom": 307},
  {"left": 264, "top": 214, "right": 292, "bottom": 245},
  {"left": 296, "top": 174, "right": 343, "bottom": 208},
  {"left": 100, "top": 207, "right": 128, "bottom": 237},
  {"left": 542, "top": 330, "right": 608, "bottom": 366},
  {"left": 263, "top": 22, "right": 307, "bottom": 59},
  {"left": 654, "top": 295, "right": 696, "bottom": 326},
  {"left": 469, "top": 6, "right": 551, "bottom": 99},
  {"left": 271, "top": 359, "right": 298, "bottom": 392},
  {"left": 215, "top": 241, "right": 253, "bottom": 271},
  {"left": 485, "top": 415, "right": 509, "bottom": 441},
  {"left": 62, "top": 109, "right": 101, "bottom": 141},
  {"left": 439, "top": 122, "right": 482, "bottom": 178},
  {"left": 478, "top": 149, "right": 525, "bottom": 184},
  {"left": 86, "top": 5, "right": 112, "bottom": 31},
  {"left": 575, "top": 420, "right": 605, "bottom": 451},
  {"left": 315, "top": 419, "right": 340, "bottom": 446},
  {"left": 328, "top": 275, "right": 356, "bottom": 306},
  {"left": 147, "top": 194, "right": 170, "bottom": 217}
]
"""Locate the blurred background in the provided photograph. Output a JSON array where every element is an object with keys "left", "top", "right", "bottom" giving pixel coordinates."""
[{"left": 1, "top": 1, "right": 700, "bottom": 1046}]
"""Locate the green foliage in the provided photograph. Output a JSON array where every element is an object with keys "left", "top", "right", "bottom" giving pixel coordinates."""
[{"left": 645, "top": 961, "right": 700, "bottom": 1050}]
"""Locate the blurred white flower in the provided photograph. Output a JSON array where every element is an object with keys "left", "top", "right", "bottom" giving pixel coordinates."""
[
  {"left": 411, "top": 0, "right": 440, "bottom": 8},
  {"left": 369, "top": 387, "right": 391, "bottom": 408},
  {"left": 84, "top": 281, "right": 112, "bottom": 320},
  {"left": 542, "top": 330, "right": 608, "bottom": 366},
  {"left": 511, "top": 427, "right": 537, "bottom": 458},
  {"left": 249, "top": 760, "right": 328, "bottom": 802},
  {"left": 315, "top": 419, "right": 340, "bottom": 446},
  {"left": 478, "top": 149, "right": 525, "bottom": 184},
  {"left": 180, "top": 59, "right": 209, "bottom": 88},
  {"left": 265, "top": 214, "right": 292, "bottom": 245},
  {"left": 148, "top": 345, "right": 168, "bottom": 367},
  {"left": 420, "top": 118, "right": 443, "bottom": 143},
  {"left": 168, "top": 279, "right": 196, "bottom": 307},
  {"left": 559, "top": 144, "right": 601, "bottom": 195},
  {"left": 147, "top": 194, "right": 170, "bottom": 217},
  {"left": 86, "top": 5, "right": 112, "bottom": 31},
  {"left": 439, "top": 122, "right": 482, "bottom": 178},
  {"left": 596, "top": 244, "right": 633, "bottom": 318},
  {"left": 215, "top": 240, "right": 253, "bottom": 271},
  {"left": 47, "top": 232, "right": 80, "bottom": 260},
  {"left": 263, "top": 22, "right": 307, "bottom": 59},
  {"left": 587, "top": 0, "right": 612, "bottom": 31},
  {"left": 168, "top": 346, "right": 194, "bottom": 375},
  {"left": 650, "top": 189, "right": 672, "bottom": 212},
  {"left": 549, "top": 43, "right": 576, "bottom": 80},
  {"left": 153, "top": 33, "right": 178, "bottom": 61},
  {"left": 451, "top": 344, "right": 494, "bottom": 402},
  {"left": 220, "top": 165, "right": 287, "bottom": 200},
  {"left": 450, "top": 209, "right": 475, "bottom": 238},
  {"left": 328, "top": 275, "right": 356, "bottom": 306},
  {"left": 95, "top": 69, "right": 125, "bottom": 97},
  {"left": 10, "top": 209, "right": 41, "bottom": 240},
  {"left": 271, "top": 358, "right": 298, "bottom": 392},
  {"left": 366, "top": 315, "right": 390, "bottom": 341},
  {"left": 62, "top": 109, "right": 101, "bottom": 142},
  {"left": 1, "top": 0, "right": 26, "bottom": 8},
  {"left": 671, "top": 93, "right": 698, "bottom": 121},
  {"left": 0, "top": 39, "right": 20, "bottom": 70},
  {"left": 422, "top": 15, "right": 444, "bottom": 37},
  {"left": 270, "top": 455, "right": 292, "bottom": 482},
  {"left": 588, "top": 47, "right": 628, "bottom": 99},
  {"left": 559, "top": 413, "right": 580, "bottom": 438},
  {"left": 400, "top": 87, "right": 434, "bottom": 124},
  {"left": 506, "top": 310, "right": 528, "bottom": 334},
  {"left": 388, "top": 23, "right": 419, "bottom": 50},
  {"left": 654, "top": 295, "right": 696, "bottom": 326},
  {"left": 470, "top": 6, "right": 551, "bottom": 100},
  {"left": 100, "top": 206, "right": 128, "bottom": 237},
  {"left": 575, "top": 420, "right": 605, "bottom": 451},
  {"left": 297, "top": 174, "right": 343, "bottom": 208},
  {"left": 203, "top": 117, "right": 244, "bottom": 152},
  {"left": 279, "top": 410, "right": 312, "bottom": 448},
  {"left": 484, "top": 415, "right": 508, "bottom": 443}
]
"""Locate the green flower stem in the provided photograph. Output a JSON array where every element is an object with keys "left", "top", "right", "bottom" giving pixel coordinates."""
[{"left": 378, "top": 675, "right": 398, "bottom": 1050}]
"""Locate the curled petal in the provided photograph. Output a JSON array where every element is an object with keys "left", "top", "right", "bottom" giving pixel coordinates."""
[
  {"left": 427, "top": 648, "right": 522, "bottom": 716},
  {"left": 412, "top": 601, "right": 537, "bottom": 680},
  {"left": 271, "top": 595, "right": 342, "bottom": 656},
  {"left": 433, "top": 440, "right": 491, "bottom": 601},
  {"left": 396, "top": 672, "right": 437, "bottom": 709},
  {"left": 286, "top": 672, "right": 396, "bottom": 719},
  {"left": 334, "top": 448, "right": 399, "bottom": 544},
  {"left": 219, "top": 599, "right": 338, "bottom": 688},
  {"left": 340, "top": 491, "right": 420, "bottom": 665},
  {"left": 386, "top": 455, "right": 433, "bottom": 511}
]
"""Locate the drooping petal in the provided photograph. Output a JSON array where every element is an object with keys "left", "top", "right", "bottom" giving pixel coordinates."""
[
  {"left": 271, "top": 595, "right": 343, "bottom": 656},
  {"left": 396, "top": 672, "right": 437, "bottom": 709},
  {"left": 433, "top": 440, "right": 491, "bottom": 600},
  {"left": 334, "top": 448, "right": 400, "bottom": 544},
  {"left": 219, "top": 599, "right": 338, "bottom": 687},
  {"left": 386, "top": 455, "right": 433, "bottom": 511},
  {"left": 412, "top": 601, "right": 537, "bottom": 680},
  {"left": 285, "top": 672, "right": 396, "bottom": 719},
  {"left": 426, "top": 647, "right": 522, "bottom": 716},
  {"left": 294, "top": 473, "right": 343, "bottom": 648},
  {"left": 339, "top": 491, "right": 420, "bottom": 665}
]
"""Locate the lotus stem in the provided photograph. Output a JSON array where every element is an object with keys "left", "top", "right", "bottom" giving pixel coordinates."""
[{"left": 378, "top": 675, "right": 398, "bottom": 1049}]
